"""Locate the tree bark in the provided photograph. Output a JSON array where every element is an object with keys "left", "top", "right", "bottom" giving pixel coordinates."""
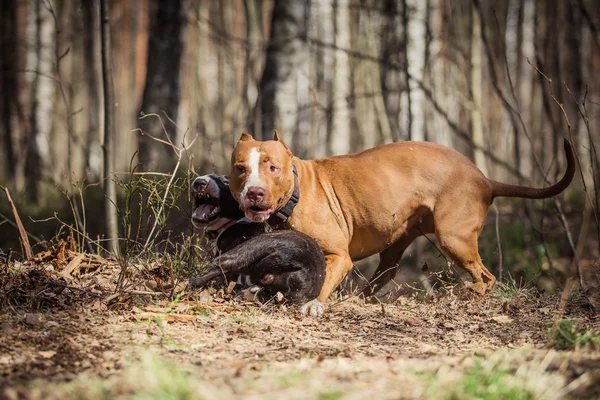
[
  {"left": 0, "top": 0, "right": 31, "bottom": 192},
  {"left": 405, "top": 0, "right": 427, "bottom": 141},
  {"left": 504, "top": 0, "right": 523, "bottom": 178},
  {"left": 380, "top": 0, "right": 404, "bottom": 142},
  {"left": 259, "top": 0, "right": 310, "bottom": 143},
  {"left": 138, "top": 0, "right": 183, "bottom": 170},
  {"left": 100, "top": 0, "right": 119, "bottom": 255},
  {"left": 307, "top": 0, "right": 334, "bottom": 158},
  {"left": 329, "top": 0, "right": 351, "bottom": 155},
  {"left": 0, "top": 0, "right": 18, "bottom": 182},
  {"left": 471, "top": 0, "right": 488, "bottom": 176}
]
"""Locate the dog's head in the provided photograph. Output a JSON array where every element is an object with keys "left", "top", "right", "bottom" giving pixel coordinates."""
[
  {"left": 191, "top": 174, "right": 243, "bottom": 232},
  {"left": 228, "top": 131, "right": 295, "bottom": 223}
]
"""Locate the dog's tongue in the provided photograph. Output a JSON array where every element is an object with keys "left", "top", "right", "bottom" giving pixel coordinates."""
[{"left": 196, "top": 204, "right": 216, "bottom": 220}]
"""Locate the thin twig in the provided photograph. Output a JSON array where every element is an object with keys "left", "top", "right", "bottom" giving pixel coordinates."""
[
  {"left": 1, "top": 186, "right": 33, "bottom": 260},
  {"left": 43, "top": 0, "right": 90, "bottom": 252},
  {"left": 30, "top": 213, "right": 110, "bottom": 255},
  {"left": 564, "top": 85, "right": 600, "bottom": 246},
  {"left": 136, "top": 114, "right": 197, "bottom": 251},
  {"left": 492, "top": 204, "right": 504, "bottom": 281}
]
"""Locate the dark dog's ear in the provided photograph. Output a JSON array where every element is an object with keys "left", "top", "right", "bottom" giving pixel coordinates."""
[{"left": 239, "top": 132, "right": 254, "bottom": 142}]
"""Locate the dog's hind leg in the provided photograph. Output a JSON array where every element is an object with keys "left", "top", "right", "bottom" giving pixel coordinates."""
[
  {"left": 434, "top": 204, "right": 496, "bottom": 294},
  {"left": 364, "top": 229, "right": 421, "bottom": 296},
  {"left": 364, "top": 214, "right": 435, "bottom": 296},
  {"left": 188, "top": 236, "right": 281, "bottom": 289}
]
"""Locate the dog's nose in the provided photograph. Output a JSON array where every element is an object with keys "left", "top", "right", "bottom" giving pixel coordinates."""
[
  {"left": 192, "top": 177, "right": 208, "bottom": 192},
  {"left": 246, "top": 186, "right": 265, "bottom": 202}
]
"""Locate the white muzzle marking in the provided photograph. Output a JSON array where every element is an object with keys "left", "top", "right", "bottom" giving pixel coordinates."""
[{"left": 240, "top": 147, "right": 264, "bottom": 199}]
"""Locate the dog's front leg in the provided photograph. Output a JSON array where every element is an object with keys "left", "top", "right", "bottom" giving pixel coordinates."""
[
  {"left": 188, "top": 267, "right": 223, "bottom": 289},
  {"left": 300, "top": 252, "right": 353, "bottom": 317}
]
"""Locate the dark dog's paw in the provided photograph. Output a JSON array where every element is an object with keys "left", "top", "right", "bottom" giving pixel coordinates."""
[{"left": 188, "top": 276, "right": 210, "bottom": 289}]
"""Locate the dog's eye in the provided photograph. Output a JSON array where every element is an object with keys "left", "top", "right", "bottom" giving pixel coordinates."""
[
  {"left": 270, "top": 165, "right": 280, "bottom": 173},
  {"left": 236, "top": 165, "right": 246, "bottom": 174}
]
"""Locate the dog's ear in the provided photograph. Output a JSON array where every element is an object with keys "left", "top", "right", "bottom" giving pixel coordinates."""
[
  {"left": 272, "top": 130, "right": 292, "bottom": 155},
  {"left": 239, "top": 132, "right": 254, "bottom": 142}
]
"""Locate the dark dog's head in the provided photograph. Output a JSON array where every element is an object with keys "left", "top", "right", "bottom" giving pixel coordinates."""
[{"left": 191, "top": 174, "right": 244, "bottom": 233}]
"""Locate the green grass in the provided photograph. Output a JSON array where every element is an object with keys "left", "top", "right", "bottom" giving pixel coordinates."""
[
  {"left": 548, "top": 319, "right": 600, "bottom": 351},
  {"left": 318, "top": 389, "right": 344, "bottom": 400},
  {"left": 491, "top": 277, "right": 534, "bottom": 299},
  {"left": 274, "top": 368, "right": 309, "bottom": 389},
  {"left": 428, "top": 350, "right": 569, "bottom": 400},
  {"left": 448, "top": 361, "right": 533, "bottom": 400},
  {"left": 53, "top": 352, "right": 213, "bottom": 400}
]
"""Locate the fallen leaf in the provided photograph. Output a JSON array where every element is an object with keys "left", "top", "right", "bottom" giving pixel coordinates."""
[
  {"left": 24, "top": 314, "right": 41, "bottom": 326},
  {"left": 135, "top": 312, "right": 197, "bottom": 323},
  {"left": 491, "top": 315, "right": 513, "bottom": 324},
  {"left": 39, "top": 350, "right": 56, "bottom": 359},
  {"left": 199, "top": 290, "right": 213, "bottom": 303},
  {"left": 405, "top": 317, "right": 425, "bottom": 327}
]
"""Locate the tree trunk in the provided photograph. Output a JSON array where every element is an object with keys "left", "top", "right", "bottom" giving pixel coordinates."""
[
  {"left": 380, "top": 0, "right": 404, "bottom": 142},
  {"left": 307, "top": 0, "right": 334, "bottom": 158},
  {"left": 329, "top": 0, "right": 351, "bottom": 155},
  {"left": 471, "top": 0, "right": 488, "bottom": 176},
  {"left": 138, "top": 0, "right": 183, "bottom": 170},
  {"left": 427, "top": 0, "right": 452, "bottom": 147},
  {"left": 0, "top": 0, "right": 31, "bottom": 192},
  {"left": 82, "top": 0, "right": 102, "bottom": 181},
  {"left": 259, "top": 0, "right": 310, "bottom": 144},
  {"left": 504, "top": 0, "right": 522, "bottom": 180},
  {"left": 519, "top": 0, "right": 534, "bottom": 179},
  {"left": 405, "top": 0, "right": 427, "bottom": 141},
  {"left": 25, "top": 0, "right": 42, "bottom": 200},
  {"left": 100, "top": 0, "right": 119, "bottom": 255}
]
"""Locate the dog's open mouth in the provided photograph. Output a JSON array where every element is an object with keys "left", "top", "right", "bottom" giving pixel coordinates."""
[
  {"left": 244, "top": 204, "right": 275, "bottom": 222},
  {"left": 192, "top": 195, "right": 221, "bottom": 228}
]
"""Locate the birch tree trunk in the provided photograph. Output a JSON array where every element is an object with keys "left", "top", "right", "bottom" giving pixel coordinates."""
[
  {"left": 329, "top": 0, "right": 351, "bottom": 155},
  {"left": 405, "top": 0, "right": 427, "bottom": 142},
  {"left": 307, "top": 0, "right": 334, "bottom": 158},
  {"left": 471, "top": 1, "right": 488, "bottom": 176},
  {"left": 427, "top": 0, "right": 452, "bottom": 147}
]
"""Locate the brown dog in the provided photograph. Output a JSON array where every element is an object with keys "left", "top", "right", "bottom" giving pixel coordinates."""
[{"left": 228, "top": 131, "right": 575, "bottom": 316}]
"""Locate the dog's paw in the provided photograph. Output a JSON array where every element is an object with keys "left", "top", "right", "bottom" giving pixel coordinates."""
[
  {"left": 467, "top": 281, "right": 488, "bottom": 295},
  {"left": 188, "top": 276, "right": 208, "bottom": 289},
  {"left": 300, "top": 299, "right": 324, "bottom": 317}
]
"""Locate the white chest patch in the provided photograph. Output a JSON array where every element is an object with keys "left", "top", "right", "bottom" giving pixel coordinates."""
[{"left": 241, "top": 147, "right": 263, "bottom": 197}]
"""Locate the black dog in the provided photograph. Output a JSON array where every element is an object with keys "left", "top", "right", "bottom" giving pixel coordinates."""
[{"left": 189, "top": 174, "right": 325, "bottom": 305}]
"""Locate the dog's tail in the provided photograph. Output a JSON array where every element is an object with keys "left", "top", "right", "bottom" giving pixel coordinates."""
[{"left": 489, "top": 139, "right": 575, "bottom": 200}]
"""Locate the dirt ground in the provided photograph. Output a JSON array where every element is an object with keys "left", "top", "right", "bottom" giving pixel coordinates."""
[{"left": 1, "top": 251, "right": 599, "bottom": 399}]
